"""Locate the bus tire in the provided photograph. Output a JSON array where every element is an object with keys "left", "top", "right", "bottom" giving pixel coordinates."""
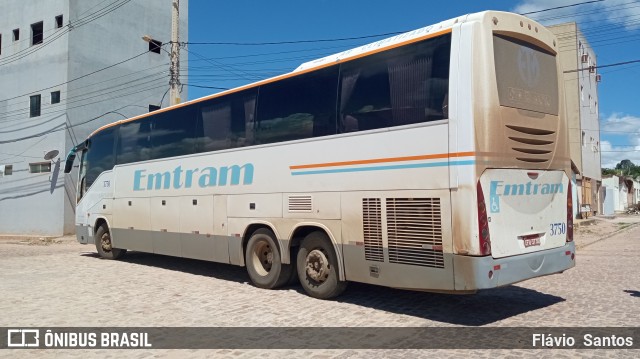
[
  {"left": 245, "top": 228, "right": 292, "bottom": 289},
  {"left": 297, "top": 231, "right": 347, "bottom": 299},
  {"left": 95, "top": 223, "right": 126, "bottom": 260},
  {"left": 287, "top": 245, "right": 299, "bottom": 285}
]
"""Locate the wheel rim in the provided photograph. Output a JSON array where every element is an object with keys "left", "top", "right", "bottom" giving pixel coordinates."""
[
  {"left": 251, "top": 238, "right": 274, "bottom": 277},
  {"left": 306, "top": 249, "right": 330, "bottom": 283},
  {"left": 100, "top": 231, "right": 112, "bottom": 253}
]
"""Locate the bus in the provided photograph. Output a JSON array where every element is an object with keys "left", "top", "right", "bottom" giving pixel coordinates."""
[{"left": 64, "top": 10, "right": 575, "bottom": 299}]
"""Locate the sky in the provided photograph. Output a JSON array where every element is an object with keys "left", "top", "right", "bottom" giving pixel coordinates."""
[{"left": 187, "top": 0, "right": 640, "bottom": 169}]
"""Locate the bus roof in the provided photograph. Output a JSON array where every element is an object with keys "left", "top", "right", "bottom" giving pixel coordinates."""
[{"left": 293, "top": 14, "right": 468, "bottom": 73}]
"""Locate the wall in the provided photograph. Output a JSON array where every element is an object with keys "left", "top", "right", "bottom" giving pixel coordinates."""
[
  {"left": 549, "top": 23, "right": 602, "bottom": 216},
  {"left": 0, "top": 0, "right": 189, "bottom": 235},
  {"left": 576, "top": 29, "right": 601, "bottom": 182},
  {"left": 64, "top": 0, "right": 189, "bottom": 233},
  {"left": 549, "top": 23, "right": 582, "bottom": 175},
  {"left": 0, "top": 0, "right": 69, "bottom": 235}
]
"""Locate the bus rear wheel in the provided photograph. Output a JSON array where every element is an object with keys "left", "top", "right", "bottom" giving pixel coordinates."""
[
  {"left": 297, "top": 231, "right": 347, "bottom": 299},
  {"left": 95, "top": 223, "right": 126, "bottom": 260},
  {"left": 245, "top": 228, "right": 292, "bottom": 289}
]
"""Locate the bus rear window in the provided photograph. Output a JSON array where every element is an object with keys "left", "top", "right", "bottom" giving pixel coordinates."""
[{"left": 493, "top": 34, "right": 559, "bottom": 115}]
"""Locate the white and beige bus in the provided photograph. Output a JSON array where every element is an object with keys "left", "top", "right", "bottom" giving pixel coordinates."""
[{"left": 65, "top": 11, "right": 575, "bottom": 299}]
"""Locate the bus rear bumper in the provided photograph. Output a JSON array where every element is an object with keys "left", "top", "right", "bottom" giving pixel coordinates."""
[{"left": 453, "top": 242, "right": 576, "bottom": 290}]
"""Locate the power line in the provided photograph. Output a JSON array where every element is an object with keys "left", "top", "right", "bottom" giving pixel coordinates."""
[
  {"left": 183, "top": 31, "right": 405, "bottom": 46},
  {"left": 0, "top": 71, "right": 169, "bottom": 122},
  {"left": 183, "top": 83, "right": 230, "bottom": 90},
  {"left": 0, "top": 86, "right": 166, "bottom": 145},
  {"left": 520, "top": 0, "right": 605, "bottom": 15},
  {"left": 529, "top": 0, "right": 640, "bottom": 22},
  {"left": 0, "top": 72, "right": 168, "bottom": 127},
  {"left": 0, "top": 48, "right": 158, "bottom": 104},
  {"left": 564, "top": 59, "right": 640, "bottom": 73},
  {"left": 0, "top": 0, "right": 133, "bottom": 67}
]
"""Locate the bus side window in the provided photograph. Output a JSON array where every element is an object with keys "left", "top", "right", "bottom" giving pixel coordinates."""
[
  {"left": 150, "top": 106, "right": 197, "bottom": 159},
  {"left": 116, "top": 118, "right": 152, "bottom": 164},
  {"left": 338, "top": 34, "right": 451, "bottom": 132},
  {"left": 254, "top": 66, "right": 338, "bottom": 145},
  {"left": 195, "top": 90, "right": 256, "bottom": 152}
]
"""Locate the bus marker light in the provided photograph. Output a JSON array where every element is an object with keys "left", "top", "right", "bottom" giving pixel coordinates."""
[{"left": 493, "top": 264, "right": 501, "bottom": 270}]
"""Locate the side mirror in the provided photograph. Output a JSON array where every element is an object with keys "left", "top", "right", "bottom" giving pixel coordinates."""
[
  {"left": 64, "top": 150, "right": 76, "bottom": 174},
  {"left": 63, "top": 141, "right": 87, "bottom": 173}
]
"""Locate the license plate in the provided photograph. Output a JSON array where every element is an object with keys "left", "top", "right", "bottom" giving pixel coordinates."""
[{"left": 523, "top": 237, "right": 541, "bottom": 247}]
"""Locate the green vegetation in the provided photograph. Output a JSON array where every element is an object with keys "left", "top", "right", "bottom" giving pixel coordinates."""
[{"left": 602, "top": 159, "right": 640, "bottom": 178}]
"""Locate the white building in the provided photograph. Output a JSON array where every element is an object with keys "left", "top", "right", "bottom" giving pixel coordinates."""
[
  {"left": 602, "top": 176, "right": 621, "bottom": 213},
  {"left": 548, "top": 23, "right": 602, "bottom": 217},
  {"left": 0, "top": 0, "right": 188, "bottom": 235}
]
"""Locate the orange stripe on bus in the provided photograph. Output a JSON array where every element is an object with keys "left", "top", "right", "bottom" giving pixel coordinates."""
[
  {"left": 290, "top": 151, "right": 475, "bottom": 170},
  {"left": 89, "top": 28, "right": 453, "bottom": 139}
]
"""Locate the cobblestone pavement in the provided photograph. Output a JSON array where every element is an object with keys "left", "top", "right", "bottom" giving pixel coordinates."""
[{"left": 1, "top": 216, "right": 639, "bottom": 358}]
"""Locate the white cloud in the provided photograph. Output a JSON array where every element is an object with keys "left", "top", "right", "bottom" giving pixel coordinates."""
[
  {"left": 601, "top": 113, "right": 640, "bottom": 133},
  {"left": 599, "top": 113, "right": 640, "bottom": 168},
  {"left": 512, "top": 0, "right": 640, "bottom": 30}
]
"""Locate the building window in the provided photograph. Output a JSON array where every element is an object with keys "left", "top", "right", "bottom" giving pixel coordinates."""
[
  {"left": 29, "top": 162, "right": 51, "bottom": 173},
  {"left": 31, "top": 22, "right": 44, "bottom": 45},
  {"left": 149, "top": 39, "right": 162, "bottom": 54},
  {"left": 55, "top": 15, "right": 63, "bottom": 29},
  {"left": 0, "top": 165, "right": 13, "bottom": 177},
  {"left": 13, "top": 28, "right": 19, "bottom": 41},
  {"left": 51, "top": 91, "right": 60, "bottom": 104},
  {"left": 30, "top": 95, "right": 41, "bottom": 117},
  {"left": 149, "top": 104, "right": 161, "bottom": 112},
  {"left": 582, "top": 131, "right": 586, "bottom": 147}
]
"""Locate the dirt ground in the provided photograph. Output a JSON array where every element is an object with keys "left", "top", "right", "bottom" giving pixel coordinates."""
[{"left": 574, "top": 214, "right": 640, "bottom": 249}]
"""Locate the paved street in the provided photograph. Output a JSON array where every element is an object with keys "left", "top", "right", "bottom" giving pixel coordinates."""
[{"left": 0, "top": 217, "right": 639, "bottom": 358}]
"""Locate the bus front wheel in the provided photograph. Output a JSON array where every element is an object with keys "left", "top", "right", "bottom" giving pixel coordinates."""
[
  {"left": 297, "top": 231, "right": 347, "bottom": 299},
  {"left": 245, "top": 229, "right": 292, "bottom": 289},
  {"left": 95, "top": 224, "right": 127, "bottom": 260}
]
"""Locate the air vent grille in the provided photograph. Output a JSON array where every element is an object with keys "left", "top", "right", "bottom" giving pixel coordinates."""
[
  {"left": 362, "top": 198, "right": 383, "bottom": 262},
  {"left": 506, "top": 125, "right": 557, "bottom": 164},
  {"left": 288, "top": 195, "right": 312, "bottom": 212},
  {"left": 386, "top": 198, "right": 444, "bottom": 268}
]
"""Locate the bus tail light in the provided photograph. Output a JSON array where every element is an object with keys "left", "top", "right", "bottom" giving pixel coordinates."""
[
  {"left": 567, "top": 182, "right": 574, "bottom": 242},
  {"left": 477, "top": 182, "right": 492, "bottom": 256}
]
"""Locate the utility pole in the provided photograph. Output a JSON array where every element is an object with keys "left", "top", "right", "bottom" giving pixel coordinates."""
[{"left": 169, "top": 0, "right": 181, "bottom": 105}]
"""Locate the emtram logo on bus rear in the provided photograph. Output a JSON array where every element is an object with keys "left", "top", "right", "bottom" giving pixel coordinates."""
[{"left": 489, "top": 180, "right": 563, "bottom": 213}]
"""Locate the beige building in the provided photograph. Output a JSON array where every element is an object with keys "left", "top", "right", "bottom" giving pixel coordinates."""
[{"left": 548, "top": 23, "right": 602, "bottom": 217}]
